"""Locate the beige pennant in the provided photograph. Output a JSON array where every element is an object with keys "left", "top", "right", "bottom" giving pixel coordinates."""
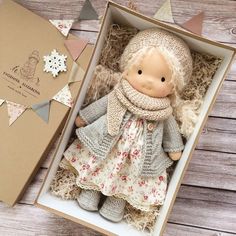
[
  {"left": 154, "top": 0, "right": 175, "bottom": 23},
  {"left": 181, "top": 12, "right": 204, "bottom": 36},
  {"left": 53, "top": 84, "right": 73, "bottom": 107},
  {"left": 0, "top": 99, "right": 4, "bottom": 106},
  {"left": 6, "top": 101, "right": 27, "bottom": 126},
  {"left": 49, "top": 19, "right": 74, "bottom": 37},
  {"left": 68, "top": 62, "right": 85, "bottom": 84}
]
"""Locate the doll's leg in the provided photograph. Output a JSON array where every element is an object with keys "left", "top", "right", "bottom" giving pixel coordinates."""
[
  {"left": 99, "top": 196, "right": 126, "bottom": 222},
  {"left": 77, "top": 189, "right": 101, "bottom": 211}
]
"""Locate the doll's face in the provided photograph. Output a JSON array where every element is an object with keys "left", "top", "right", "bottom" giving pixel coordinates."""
[{"left": 124, "top": 49, "right": 173, "bottom": 98}]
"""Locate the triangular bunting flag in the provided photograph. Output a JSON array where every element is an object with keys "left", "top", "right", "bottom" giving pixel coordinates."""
[
  {"left": 32, "top": 100, "right": 50, "bottom": 123},
  {"left": 0, "top": 99, "right": 4, "bottom": 106},
  {"left": 65, "top": 38, "right": 88, "bottom": 61},
  {"left": 49, "top": 19, "right": 74, "bottom": 37},
  {"left": 53, "top": 85, "right": 73, "bottom": 107},
  {"left": 6, "top": 101, "right": 27, "bottom": 126},
  {"left": 68, "top": 62, "right": 85, "bottom": 83},
  {"left": 78, "top": 0, "right": 98, "bottom": 20},
  {"left": 154, "top": 0, "right": 175, "bottom": 23},
  {"left": 181, "top": 12, "right": 204, "bottom": 36}
]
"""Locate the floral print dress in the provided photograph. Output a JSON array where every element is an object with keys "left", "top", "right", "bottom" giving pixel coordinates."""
[{"left": 63, "top": 115, "right": 167, "bottom": 212}]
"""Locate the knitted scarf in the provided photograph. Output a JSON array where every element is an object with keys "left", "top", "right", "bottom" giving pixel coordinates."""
[{"left": 107, "top": 79, "right": 173, "bottom": 136}]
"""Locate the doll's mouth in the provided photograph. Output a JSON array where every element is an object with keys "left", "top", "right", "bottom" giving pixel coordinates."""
[{"left": 142, "top": 83, "right": 152, "bottom": 90}]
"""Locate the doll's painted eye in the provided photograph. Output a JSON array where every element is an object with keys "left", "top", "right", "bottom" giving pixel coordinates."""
[
  {"left": 161, "top": 77, "right": 165, "bottom": 82},
  {"left": 138, "top": 70, "right": 142, "bottom": 75}
]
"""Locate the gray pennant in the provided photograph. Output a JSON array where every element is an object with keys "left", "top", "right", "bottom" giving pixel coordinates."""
[
  {"left": 78, "top": 0, "right": 98, "bottom": 20},
  {"left": 32, "top": 100, "right": 50, "bottom": 123}
]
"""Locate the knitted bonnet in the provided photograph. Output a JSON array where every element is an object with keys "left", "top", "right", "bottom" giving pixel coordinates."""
[{"left": 120, "top": 28, "right": 193, "bottom": 92}]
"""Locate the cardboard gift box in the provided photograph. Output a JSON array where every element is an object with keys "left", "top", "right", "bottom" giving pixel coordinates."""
[
  {"left": 0, "top": 0, "right": 93, "bottom": 206},
  {"left": 35, "top": 1, "right": 236, "bottom": 235}
]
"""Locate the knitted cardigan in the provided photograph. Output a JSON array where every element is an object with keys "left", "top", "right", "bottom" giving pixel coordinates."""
[{"left": 77, "top": 94, "right": 184, "bottom": 177}]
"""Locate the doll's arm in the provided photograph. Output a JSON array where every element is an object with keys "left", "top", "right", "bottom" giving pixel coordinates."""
[
  {"left": 76, "top": 94, "right": 108, "bottom": 127},
  {"left": 163, "top": 115, "right": 184, "bottom": 161},
  {"left": 75, "top": 116, "right": 87, "bottom": 127},
  {"left": 168, "top": 152, "right": 182, "bottom": 161}
]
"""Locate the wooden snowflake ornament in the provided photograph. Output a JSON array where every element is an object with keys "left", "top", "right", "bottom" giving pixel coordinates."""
[{"left": 43, "top": 49, "right": 67, "bottom": 77}]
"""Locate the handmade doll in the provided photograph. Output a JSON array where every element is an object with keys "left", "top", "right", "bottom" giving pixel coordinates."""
[{"left": 62, "top": 28, "right": 193, "bottom": 222}]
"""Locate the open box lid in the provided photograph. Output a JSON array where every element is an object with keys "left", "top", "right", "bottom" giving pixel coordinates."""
[{"left": 0, "top": 0, "right": 93, "bottom": 206}]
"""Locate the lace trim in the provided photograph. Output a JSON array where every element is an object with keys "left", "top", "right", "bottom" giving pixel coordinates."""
[{"left": 75, "top": 179, "right": 164, "bottom": 212}]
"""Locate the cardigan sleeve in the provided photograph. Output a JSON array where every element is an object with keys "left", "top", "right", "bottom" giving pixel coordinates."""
[
  {"left": 79, "top": 94, "right": 108, "bottom": 124},
  {"left": 162, "top": 115, "right": 184, "bottom": 153}
]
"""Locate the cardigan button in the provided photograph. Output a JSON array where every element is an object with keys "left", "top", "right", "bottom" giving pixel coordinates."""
[{"left": 147, "top": 123, "right": 154, "bottom": 131}]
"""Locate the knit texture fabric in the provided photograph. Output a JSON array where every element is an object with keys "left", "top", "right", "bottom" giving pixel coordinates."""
[
  {"left": 107, "top": 79, "right": 172, "bottom": 136},
  {"left": 76, "top": 94, "right": 184, "bottom": 177},
  {"left": 77, "top": 189, "right": 101, "bottom": 211},
  {"left": 120, "top": 28, "right": 193, "bottom": 92},
  {"left": 99, "top": 196, "right": 126, "bottom": 222}
]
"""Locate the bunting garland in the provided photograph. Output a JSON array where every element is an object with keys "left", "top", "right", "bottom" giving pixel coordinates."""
[
  {"left": 0, "top": 84, "right": 73, "bottom": 126},
  {"left": 153, "top": 0, "right": 204, "bottom": 36},
  {"left": 0, "top": 59, "right": 84, "bottom": 126},
  {"left": 1, "top": 36, "right": 88, "bottom": 126}
]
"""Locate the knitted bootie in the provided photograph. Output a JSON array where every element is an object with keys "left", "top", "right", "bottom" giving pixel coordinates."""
[
  {"left": 77, "top": 189, "right": 101, "bottom": 211},
  {"left": 99, "top": 196, "right": 126, "bottom": 222}
]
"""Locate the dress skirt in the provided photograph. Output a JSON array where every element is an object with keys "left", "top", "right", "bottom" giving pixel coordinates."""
[{"left": 64, "top": 115, "right": 167, "bottom": 212}]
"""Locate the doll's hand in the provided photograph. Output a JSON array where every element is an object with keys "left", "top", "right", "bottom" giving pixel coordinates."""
[
  {"left": 75, "top": 116, "right": 87, "bottom": 128},
  {"left": 168, "top": 151, "right": 182, "bottom": 161}
]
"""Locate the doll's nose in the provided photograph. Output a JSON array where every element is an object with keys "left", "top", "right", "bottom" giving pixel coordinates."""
[
  {"left": 142, "top": 79, "right": 153, "bottom": 89},
  {"left": 144, "top": 76, "right": 155, "bottom": 85}
]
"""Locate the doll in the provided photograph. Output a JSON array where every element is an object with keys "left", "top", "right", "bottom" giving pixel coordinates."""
[{"left": 62, "top": 28, "right": 193, "bottom": 222}]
